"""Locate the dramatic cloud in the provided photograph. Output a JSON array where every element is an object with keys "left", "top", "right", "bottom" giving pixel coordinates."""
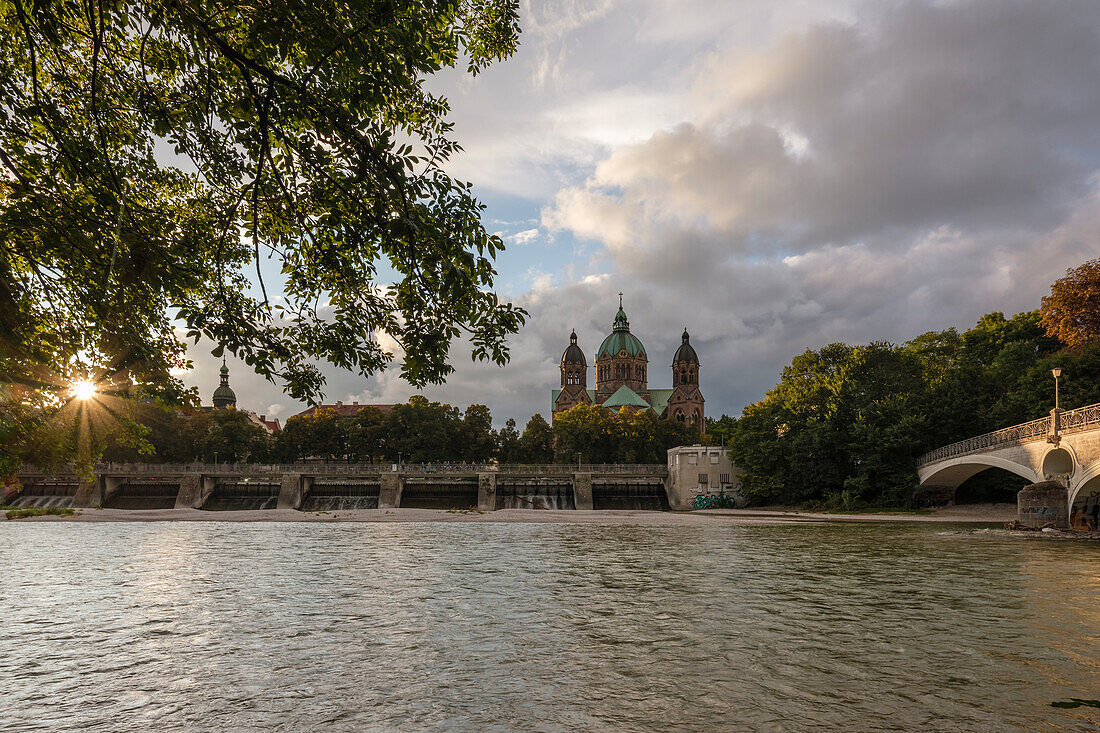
[
  {"left": 542, "top": 0, "right": 1100, "bottom": 413},
  {"left": 186, "top": 0, "right": 1100, "bottom": 427}
]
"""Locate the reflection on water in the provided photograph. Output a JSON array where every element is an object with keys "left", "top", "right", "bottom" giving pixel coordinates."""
[{"left": 1, "top": 522, "right": 1098, "bottom": 731}]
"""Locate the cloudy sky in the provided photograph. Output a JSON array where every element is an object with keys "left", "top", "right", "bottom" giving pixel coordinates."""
[{"left": 185, "top": 0, "right": 1100, "bottom": 425}]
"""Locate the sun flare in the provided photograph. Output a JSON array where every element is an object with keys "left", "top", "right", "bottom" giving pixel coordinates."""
[{"left": 69, "top": 379, "right": 97, "bottom": 400}]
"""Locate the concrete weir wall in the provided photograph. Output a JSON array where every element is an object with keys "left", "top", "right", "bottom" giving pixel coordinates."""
[
  {"left": 21, "top": 465, "right": 673, "bottom": 512},
  {"left": 478, "top": 473, "right": 496, "bottom": 512},
  {"left": 573, "top": 474, "right": 593, "bottom": 510},
  {"left": 175, "top": 475, "right": 202, "bottom": 509},
  {"left": 277, "top": 474, "right": 303, "bottom": 510},
  {"left": 72, "top": 477, "right": 99, "bottom": 508},
  {"left": 378, "top": 472, "right": 402, "bottom": 509}
]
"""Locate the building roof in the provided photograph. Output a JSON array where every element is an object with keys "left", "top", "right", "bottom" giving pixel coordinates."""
[
  {"left": 212, "top": 360, "right": 236, "bottom": 407},
  {"left": 561, "top": 329, "right": 586, "bottom": 366},
  {"left": 673, "top": 329, "right": 699, "bottom": 364},
  {"left": 552, "top": 388, "right": 597, "bottom": 414},
  {"left": 648, "top": 389, "right": 673, "bottom": 416},
  {"left": 293, "top": 402, "right": 396, "bottom": 419},
  {"left": 596, "top": 303, "right": 647, "bottom": 359},
  {"left": 602, "top": 385, "right": 653, "bottom": 410},
  {"left": 552, "top": 387, "right": 673, "bottom": 416},
  {"left": 244, "top": 412, "right": 282, "bottom": 434}
]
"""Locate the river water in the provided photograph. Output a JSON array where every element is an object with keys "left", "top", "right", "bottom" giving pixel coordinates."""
[{"left": 1, "top": 521, "right": 1097, "bottom": 731}]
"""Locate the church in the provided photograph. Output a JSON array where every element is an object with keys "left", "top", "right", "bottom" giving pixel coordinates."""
[{"left": 551, "top": 296, "right": 705, "bottom": 431}]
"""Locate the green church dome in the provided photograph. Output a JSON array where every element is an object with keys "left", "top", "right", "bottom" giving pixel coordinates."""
[
  {"left": 596, "top": 301, "right": 647, "bottom": 359},
  {"left": 213, "top": 384, "right": 236, "bottom": 401}
]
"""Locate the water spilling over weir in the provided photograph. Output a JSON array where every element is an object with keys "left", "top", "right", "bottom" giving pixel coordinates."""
[
  {"left": 300, "top": 481, "right": 381, "bottom": 511},
  {"left": 6, "top": 478, "right": 78, "bottom": 508},
  {"left": 202, "top": 481, "right": 280, "bottom": 511},
  {"left": 593, "top": 481, "right": 670, "bottom": 511},
  {"left": 400, "top": 479, "right": 479, "bottom": 509},
  {"left": 495, "top": 480, "right": 575, "bottom": 510},
  {"left": 103, "top": 481, "right": 180, "bottom": 510}
]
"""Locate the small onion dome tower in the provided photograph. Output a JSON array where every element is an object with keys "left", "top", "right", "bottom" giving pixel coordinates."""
[
  {"left": 212, "top": 358, "right": 237, "bottom": 409},
  {"left": 561, "top": 329, "right": 587, "bottom": 386},
  {"left": 554, "top": 329, "right": 592, "bottom": 414},
  {"left": 673, "top": 328, "right": 699, "bottom": 384},
  {"left": 669, "top": 328, "right": 704, "bottom": 431}
]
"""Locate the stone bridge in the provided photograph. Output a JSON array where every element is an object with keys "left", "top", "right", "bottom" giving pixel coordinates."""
[
  {"left": 12, "top": 463, "right": 687, "bottom": 511},
  {"left": 916, "top": 402, "right": 1100, "bottom": 529}
]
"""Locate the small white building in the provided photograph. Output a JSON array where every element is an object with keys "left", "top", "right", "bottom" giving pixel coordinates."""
[{"left": 666, "top": 445, "right": 745, "bottom": 509}]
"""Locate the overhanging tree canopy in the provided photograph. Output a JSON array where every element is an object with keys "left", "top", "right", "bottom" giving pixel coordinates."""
[{"left": 0, "top": 0, "right": 525, "bottom": 404}]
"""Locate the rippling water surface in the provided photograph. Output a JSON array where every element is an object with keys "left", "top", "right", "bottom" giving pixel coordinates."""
[{"left": 2, "top": 522, "right": 1098, "bottom": 731}]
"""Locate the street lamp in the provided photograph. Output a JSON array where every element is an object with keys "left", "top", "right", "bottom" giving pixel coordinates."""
[
  {"left": 1049, "top": 368, "right": 1063, "bottom": 444},
  {"left": 1052, "top": 367, "right": 1062, "bottom": 410}
]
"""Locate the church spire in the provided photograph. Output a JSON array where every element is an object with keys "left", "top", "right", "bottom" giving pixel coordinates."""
[
  {"left": 213, "top": 355, "right": 237, "bottom": 409},
  {"left": 613, "top": 293, "right": 630, "bottom": 332}
]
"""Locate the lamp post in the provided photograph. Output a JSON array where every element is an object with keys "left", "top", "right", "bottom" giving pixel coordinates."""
[
  {"left": 1049, "top": 368, "right": 1063, "bottom": 444},
  {"left": 213, "top": 451, "right": 219, "bottom": 469},
  {"left": 1052, "top": 367, "right": 1061, "bottom": 410}
]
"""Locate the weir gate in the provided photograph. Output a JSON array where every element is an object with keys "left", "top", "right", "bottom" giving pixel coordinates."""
[{"left": 12, "top": 464, "right": 676, "bottom": 512}]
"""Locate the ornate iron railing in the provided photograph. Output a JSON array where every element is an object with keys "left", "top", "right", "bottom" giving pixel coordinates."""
[{"left": 917, "top": 402, "right": 1100, "bottom": 466}]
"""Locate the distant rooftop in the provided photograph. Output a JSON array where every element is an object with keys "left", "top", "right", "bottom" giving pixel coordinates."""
[{"left": 293, "top": 402, "right": 396, "bottom": 419}]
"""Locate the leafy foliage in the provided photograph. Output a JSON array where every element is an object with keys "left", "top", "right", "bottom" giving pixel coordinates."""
[
  {"left": 0, "top": 0, "right": 525, "bottom": 426},
  {"left": 551, "top": 404, "right": 696, "bottom": 464},
  {"left": 1041, "top": 258, "right": 1100, "bottom": 349},
  {"left": 725, "top": 309, "right": 1100, "bottom": 507},
  {"left": 517, "top": 413, "right": 553, "bottom": 463}
]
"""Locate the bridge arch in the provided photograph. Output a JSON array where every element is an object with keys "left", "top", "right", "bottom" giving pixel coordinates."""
[
  {"left": 918, "top": 454, "right": 1039, "bottom": 489},
  {"left": 1069, "top": 458, "right": 1100, "bottom": 508},
  {"left": 1069, "top": 464, "right": 1100, "bottom": 531}
]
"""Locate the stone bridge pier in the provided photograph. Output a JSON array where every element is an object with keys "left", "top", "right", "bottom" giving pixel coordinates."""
[{"left": 917, "top": 403, "right": 1100, "bottom": 530}]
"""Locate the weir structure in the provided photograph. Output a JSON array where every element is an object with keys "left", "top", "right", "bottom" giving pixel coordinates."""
[
  {"left": 916, "top": 401, "right": 1100, "bottom": 530},
  {"left": 12, "top": 463, "right": 682, "bottom": 512}
]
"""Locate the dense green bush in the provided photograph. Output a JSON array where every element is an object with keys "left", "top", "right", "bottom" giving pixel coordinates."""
[{"left": 722, "top": 311, "right": 1100, "bottom": 507}]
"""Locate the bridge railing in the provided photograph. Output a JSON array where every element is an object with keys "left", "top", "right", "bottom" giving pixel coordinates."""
[{"left": 917, "top": 401, "right": 1100, "bottom": 466}]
